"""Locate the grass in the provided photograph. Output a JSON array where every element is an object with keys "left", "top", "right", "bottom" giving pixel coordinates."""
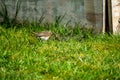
[{"left": 0, "top": 25, "right": 120, "bottom": 80}]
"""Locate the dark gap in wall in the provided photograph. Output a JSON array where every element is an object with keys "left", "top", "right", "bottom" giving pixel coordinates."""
[
  {"left": 105, "top": 0, "right": 113, "bottom": 33},
  {"left": 105, "top": 0, "right": 109, "bottom": 33}
]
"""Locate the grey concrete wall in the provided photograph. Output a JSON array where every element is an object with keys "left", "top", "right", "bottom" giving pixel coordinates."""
[
  {"left": 0, "top": 0, "right": 103, "bottom": 33},
  {"left": 84, "top": 0, "right": 103, "bottom": 33}
]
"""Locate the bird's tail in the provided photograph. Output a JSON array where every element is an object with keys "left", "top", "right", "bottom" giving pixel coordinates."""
[
  {"left": 31, "top": 32, "right": 38, "bottom": 37},
  {"left": 32, "top": 32, "right": 37, "bottom": 35}
]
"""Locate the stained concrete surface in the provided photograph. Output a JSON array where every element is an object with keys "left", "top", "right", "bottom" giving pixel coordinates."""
[{"left": 0, "top": 0, "right": 103, "bottom": 33}]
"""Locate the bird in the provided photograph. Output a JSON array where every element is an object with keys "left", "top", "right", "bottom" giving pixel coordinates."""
[{"left": 32, "top": 31, "right": 52, "bottom": 40}]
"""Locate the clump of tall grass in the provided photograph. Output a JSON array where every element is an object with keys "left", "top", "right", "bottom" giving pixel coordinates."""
[{"left": 0, "top": 0, "right": 22, "bottom": 28}]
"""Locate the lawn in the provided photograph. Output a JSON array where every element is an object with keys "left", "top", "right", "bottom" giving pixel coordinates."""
[{"left": 0, "top": 25, "right": 120, "bottom": 80}]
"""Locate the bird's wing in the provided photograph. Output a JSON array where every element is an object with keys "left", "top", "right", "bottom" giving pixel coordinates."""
[{"left": 37, "top": 31, "right": 50, "bottom": 37}]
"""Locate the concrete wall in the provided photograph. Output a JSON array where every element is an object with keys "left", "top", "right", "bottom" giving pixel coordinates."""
[{"left": 0, "top": 0, "right": 103, "bottom": 33}]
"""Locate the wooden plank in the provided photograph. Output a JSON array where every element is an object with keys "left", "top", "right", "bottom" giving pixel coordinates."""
[
  {"left": 103, "top": 0, "right": 106, "bottom": 33},
  {"left": 111, "top": 0, "right": 120, "bottom": 34}
]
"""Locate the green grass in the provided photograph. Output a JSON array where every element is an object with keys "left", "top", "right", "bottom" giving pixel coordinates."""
[{"left": 0, "top": 25, "right": 120, "bottom": 80}]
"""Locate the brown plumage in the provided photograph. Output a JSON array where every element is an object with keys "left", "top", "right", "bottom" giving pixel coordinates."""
[{"left": 32, "top": 31, "right": 52, "bottom": 40}]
